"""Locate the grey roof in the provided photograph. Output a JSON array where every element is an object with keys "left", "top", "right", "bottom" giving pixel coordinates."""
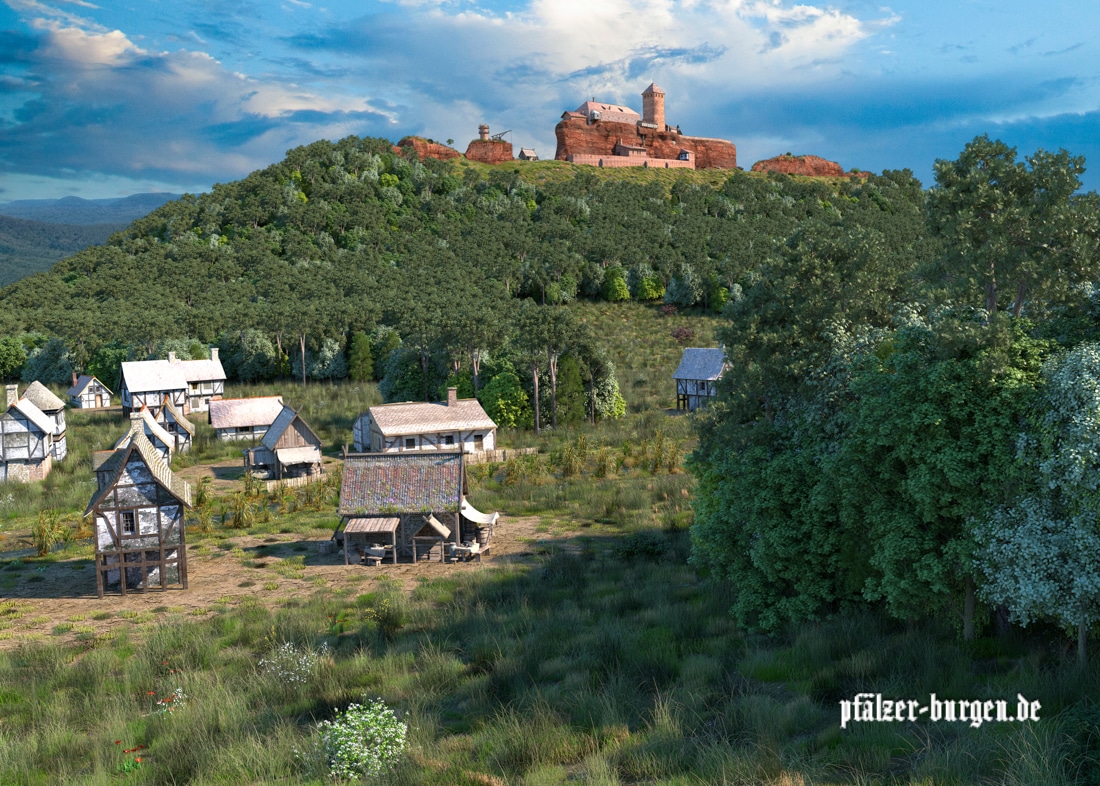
[
  {"left": 364, "top": 398, "right": 496, "bottom": 438},
  {"left": 158, "top": 397, "right": 195, "bottom": 436},
  {"left": 209, "top": 396, "right": 285, "bottom": 429},
  {"left": 85, "top": 430, "right": 191, "bottom": 515},
  {"left": 22, "top": 381, "right": 65, "bottom": 413},
  {"left": 120, "top": 360, "right": 188, "bottom": 394},
  {"left": 339, "top": 452, "right": 464, "bottom": 516},
  {"left": 175, "top": 357, "right": 226, "bottom": 383},
  {"left": 8, "top": 398, "right": 54, "bottom": 435},
  {"left": 114, "top": 409, "right": 174, "bottom": 454},
  {"left": 672, "top": 348, "right": 727, "bottom": 382},
  {"left": 262, "top": 405, "right": 322, "bottom": 451},
  {"left": 67, "top": 374, "right": 113, "bottom": 397}
]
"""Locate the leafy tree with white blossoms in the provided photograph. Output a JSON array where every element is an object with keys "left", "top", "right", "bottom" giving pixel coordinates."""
[{"left": 974, "top": 342, "right": 1100, "bottom": 665}]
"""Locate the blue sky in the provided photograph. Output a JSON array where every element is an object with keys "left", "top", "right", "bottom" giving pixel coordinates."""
[{"left": 1, "top": 0, "right": 1099, "bottom": 200}]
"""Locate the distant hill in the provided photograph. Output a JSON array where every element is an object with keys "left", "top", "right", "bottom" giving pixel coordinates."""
[
  {"left": 0, "top": 214, "right": 124, "bottom": 287},
  {"left": 0, "top": 192, "right": 180, "bottom": 225}
]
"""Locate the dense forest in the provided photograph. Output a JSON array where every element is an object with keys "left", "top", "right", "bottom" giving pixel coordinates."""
[{"left": 4, "top": 133, "right": 1100, "bottom": 658}]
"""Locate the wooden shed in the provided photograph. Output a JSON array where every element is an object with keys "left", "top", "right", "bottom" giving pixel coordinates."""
[
  {"left": 672, "top": 348, "right": 727, "bottom": 411},
  {"left": 243, "top": 405, "right": 323, "bottom": 480},
  {"left": 68, "top": 374, "right": 113, "bottom": 409},
  {"left": 86, "top": 430, "right": 192, "bottom": 596},
  {"left": 0, "top": 385, "right": 55, "bottom": 483}
]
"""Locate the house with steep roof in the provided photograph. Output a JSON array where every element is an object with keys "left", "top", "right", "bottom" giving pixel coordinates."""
[
  {"left": 153, "top": 396, "right": 194, "bottom": 453},
  {"left": 171, "top": 349, "right": 225, "bottom": 413},
  {"left": 86, "top": 430, "right": 191, "bottom": 596},
  {"left": 21, "top": 381, "right": 66, "bottom": 461},
  {"left": 673, "top": 348, "right": 727, "bottom": 411},
  {"left": 243, "top": 405, "right": 323, "bottom": 480},
  {"left": 114, "top": 409, "right": 175, "bottom": 463},
  {"left": 209, "top": 396, "right": 285, "bottom": 441},
  {"left": 0, "top": 385, "right": 56, "bottom": 483},
  {"left": 352, "top": 388, "right": 497, "bottom": 454},
  {"left": 334, "top": 451, "right": 498, "bottom": 564},
  {"left": 119, "top": 360, "right": 188, "bottom": 416},
  {"left": 68, "top": 374, "right": 112, "bottom": 409}
]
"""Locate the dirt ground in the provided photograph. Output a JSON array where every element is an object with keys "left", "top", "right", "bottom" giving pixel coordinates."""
[{"left": 0, "top": 498, "right": 559, "bottom": 651}]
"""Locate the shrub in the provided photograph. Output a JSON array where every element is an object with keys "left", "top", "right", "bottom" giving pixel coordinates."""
[
  {"left": 602, "top": 266, "right": 630, "bottom": 302},
  {"left": 301, "top": 697, "right": 407, "bottom": 781},
  {"left": 671, "top": 327, "right": 695, "bottom": 344},
  {"left": 258, "top": 641, "right": 330, "bottom": 686}
]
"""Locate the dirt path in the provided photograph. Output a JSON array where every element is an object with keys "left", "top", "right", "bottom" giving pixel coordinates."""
[{"left": 0, "top": 514, "right": 559, "bottom": 650}]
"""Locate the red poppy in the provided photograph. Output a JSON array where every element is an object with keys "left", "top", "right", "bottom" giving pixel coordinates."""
[
  {"left": 134, "top": 757, "right": 142, "bottom": 763},
  {"left": 147, "top": 691, "right": 155, "bottom": 695},
  {"left": 114, "top": 740, "right": 121, "bottom": 745}
]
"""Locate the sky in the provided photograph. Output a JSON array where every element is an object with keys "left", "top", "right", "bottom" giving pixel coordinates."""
[{"left": 2, "top": 0, "right": 1100, "bottom": 201}]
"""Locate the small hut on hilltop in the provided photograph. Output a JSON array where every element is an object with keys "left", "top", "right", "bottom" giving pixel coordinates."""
[
  {"left": 86, "top": 430, "right": 192, "bottom": 596},
  {"left": 672, "top": 348, "right": 727, "bottom": 411}
]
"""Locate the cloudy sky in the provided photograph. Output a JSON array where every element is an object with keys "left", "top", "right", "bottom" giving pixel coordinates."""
[{"left": 2, "top": 0, "right": 1099, "bottom": 201}]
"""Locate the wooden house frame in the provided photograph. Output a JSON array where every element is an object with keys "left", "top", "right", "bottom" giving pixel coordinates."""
[
  {"left": 352, "top": 388, "right": 497, "bottom": 454},
  {"left": 334, "top": 451, "right": 498, "bottom": 564},
  {"left": 153, "top": 396, "right": 194, "bottom": 453},
  {"left": 243, "top": 405, "right": 323, "bottom": 480},
  {"left": 0, "top": 386, "right": 54, "bottom": 483},
  {"left": 169, "top": 349, "right": 226, "bottom": 413},
  {"left": 21, "top": 381, "right": 66, "bottom": 461},
  {"left": 86, "top": 431, "right": 192, "bottom": 597},
  {"left": 672, "top": 348, "right": 727, "bottom": 411},
  {"left": 68, "top": 374, "right": 113, "bottom": 409},
  {"left": 209, "top": 396, "right": 285, "bottom": 441}
]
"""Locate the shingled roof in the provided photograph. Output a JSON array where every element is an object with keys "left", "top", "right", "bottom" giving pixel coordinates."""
[
  {"left": 174, "top": 357, "right": 226, "bottom": 383},
  {"left": 209, "top": 396, "right": 285, "bottom": 430},
  {"left": 366, "top": 398, "right": 496, "bottom": 437},
  {"left": 262, "top": 405, "right": 321, "bottom": 451},
  {"left": 120, "top": 360, "right": 188, "bottom": 394},
  {"left": 67, "top": 374, "right": 112, "bottom": 397},
  {"left": 85, "top": 430, "right": 192, "bottom": 515},
  {"left": 339, "top": 452, "right": 464, "bottom": 516},
  {"left": 672, "top": 348, "right": 727, "bottom": 382},
  {"left": 22, "top": 381, "right": 65, "bottom": 413},
  {"left": 159, "top": 397, "right": 195, "bottom": 436},
  {"left": 7, "top": 397, "right": 54, "bottom": 435},
  {"left": 115, "top": 408, "right": 174, "bottom": 454}
]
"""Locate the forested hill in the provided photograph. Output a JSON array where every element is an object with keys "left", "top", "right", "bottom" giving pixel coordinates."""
[
  {"left": 0, "top": 214, "right": 124, "bottom": 287},
  {"left": 0, "top": 134, "right": 930, "bottom": 374}
]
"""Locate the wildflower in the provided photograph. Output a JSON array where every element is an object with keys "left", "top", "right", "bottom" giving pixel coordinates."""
[
  {"left": 134, "top": 757, "right": 142, "bottom": 763},
  {"left": 114, "top": 740, "right": 121, "bottom": 745},
  {"left": 147, "top": 691, "right": 155, "bottom": 695}
]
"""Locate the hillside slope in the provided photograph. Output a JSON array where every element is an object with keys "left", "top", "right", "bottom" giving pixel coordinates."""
[{"left": 0, "top": 215, "right": 123, "bottom": 286}]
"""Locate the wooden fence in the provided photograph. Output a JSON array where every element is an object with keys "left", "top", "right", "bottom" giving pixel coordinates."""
[
  {"left": 464, "top": 447, "right": 539, "bottom": 465},
  {"left": 264, "top": 473, "right": 326, "bottom": 493}
]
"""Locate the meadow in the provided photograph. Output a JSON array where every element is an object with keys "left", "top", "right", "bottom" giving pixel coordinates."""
[{"left": 0, "top": 302, "right": 1095, "bottom": 784}]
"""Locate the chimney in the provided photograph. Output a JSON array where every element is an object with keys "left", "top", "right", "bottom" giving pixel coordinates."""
[
  {"left": 478, "top": 124, "right": 490, "bottom": 141},
  {"left": 210, "top": 346, "right": 219, "bottom": 361},
  {"left": 168, "top": 351, "right": 177, "bottom": 364},
  {"left": 447, "top": 387, "right": 457, "bottom": 407},
  {"left": 72, "top": 372, "right": 78, "bottom": 388},
  {"left": 5, "top": 384, "right": 17, "bottom": 408}
]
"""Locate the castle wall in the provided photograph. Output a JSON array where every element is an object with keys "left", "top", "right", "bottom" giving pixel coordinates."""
[{"left": 555, "top": 117, "right": 737, "bottom": 170}]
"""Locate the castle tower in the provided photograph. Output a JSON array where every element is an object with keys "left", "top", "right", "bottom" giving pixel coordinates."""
[
  {"left": 478, "top": 124, "right": 490, "bottom": 141},
  {"left": 642, "top": 83, "right": 665, "bottom": 130}
]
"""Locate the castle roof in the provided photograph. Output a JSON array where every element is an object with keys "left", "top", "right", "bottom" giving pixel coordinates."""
[
  {"left": 574, "top": 101, "right": 640, "bottom": 124},
  {"left": 642, "top": 82, "right": 664, "bottom": 95}
]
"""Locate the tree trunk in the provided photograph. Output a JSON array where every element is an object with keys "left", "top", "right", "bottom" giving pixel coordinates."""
[
  {"left": 549, "top": 352, "right": 559, "bottom": 430},
  {"left": 299, "top": 334, "right": 307, "bottom": 386},
  {"left": 963, "top": 576, "right": 975, "bottom": 642},
  {"left": 471, "top": 348, "right": 482, "bottom": 397},
  {"left": 1080, "top": 619, "right": 1088, "bottom": 667},
  {"left": 1012, "top": 281, "right": 1027, "bottom": 318},
  {"left": 531, "top": 362, "right": 540, "bottom": 434},
  {"left": 589, "top": 374, "right": 596, "bottom": 425}
]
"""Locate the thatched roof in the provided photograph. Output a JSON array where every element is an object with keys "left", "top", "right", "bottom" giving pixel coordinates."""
[
  {"left": 22, "top": 381, "right": 65, "bottom": 413},
  {"left": 120, "top": 360, "right": 188, "bottom": 394},
  {"left": 209, "top": 396, "right": 284, "bottom": 429},
  {"left": 364, "top": 398, "right": 495, "bottom": 437}
]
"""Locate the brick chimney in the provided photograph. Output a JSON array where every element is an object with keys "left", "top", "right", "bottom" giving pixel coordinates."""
[
  {"left": 210, "top": 346, "right": 219, "bottom": 361},
  {"left": 447, "top": 387, "right": 457, "bottom": 407},
  {"left": 72, "top": 372, "right": 78, "bottom": 388},
  {"left": 168, "top": 351, "right": 177, "bottom": 364},
  {"left": 5, "top": 384, "right": 17, "bottom": 408},
  {"left": 478, "top": 124, "right": 490, "bottom": 141}
]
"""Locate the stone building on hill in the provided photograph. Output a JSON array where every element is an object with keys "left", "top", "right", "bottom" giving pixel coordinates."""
[
  {"left": 465, "top": 125, "right": 514, "bottom": 164},
  {"left": 555, "top": 84, "right": 737, "bottom": 170}
]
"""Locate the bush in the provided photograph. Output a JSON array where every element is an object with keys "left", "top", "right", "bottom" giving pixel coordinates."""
[
  {"left": 478, "top": 371, "right": 533, "bottom": 429},
  {"left": 301, "top": 697, "right": 407, "bottom": 781},
  {"left": 602, "top": 266, "right": 630, "bottom": 302}
]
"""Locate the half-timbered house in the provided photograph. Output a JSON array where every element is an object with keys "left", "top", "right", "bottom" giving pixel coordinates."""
[
  {"left": 115, "top": 409, "right": 175, "bottom": 463},
  {"left": 352, "top": 388, "right": 497, "bottom": 454},
  {"left": 209, "top": 396, "right": 285, "bottom": 441},
  {"left": 170, "top": 349, "right": 226, "bottom": 413},
  {"left": 243, "top": 405, "right": 323, "bottom": 480},
  {"left": 86, "top": 431, "right": 191, "bottom": 596},
  {"left": 21, "top": 381, "right": 66, "bottom": 461},
  {"left": 672, "top": 348, "right": 727, "bottom": 411},
  {"left": 0, "top": 385, "right": 55, "bottom": 483},
  {"left": 153, "top": 396, "right": 194, "bottom": 453},
  {"left": 334, "top": 451, "right": 498, "bottom": 564},
  {"left": 119, "top": 360, "right": 188, "bottom": 416},
  {"left": 68, "top": 374, "right": 113, "bottom": 409}
]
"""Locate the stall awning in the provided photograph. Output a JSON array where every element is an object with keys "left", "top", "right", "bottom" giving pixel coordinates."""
[
  {"left": 344, "top": 516, "right": 400, "bottom": 534},
  {"left": 460, "top": 499, "right": 498, "bottom": 526}
]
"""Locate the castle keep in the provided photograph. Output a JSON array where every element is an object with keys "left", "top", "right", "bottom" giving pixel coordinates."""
[{"left": 555, "top": 84, "right": 738, "bottom": 170}]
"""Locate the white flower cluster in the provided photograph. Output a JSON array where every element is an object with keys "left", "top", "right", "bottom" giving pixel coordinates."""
[
  {"left": 311, "top": 698, "right": 407, "bottom": 781},
  {"left": 259, "top": 641, "right": 330, "bottom": 685},
  {"left": 153, "top": 687, "right": 188, "bottom": 715}
]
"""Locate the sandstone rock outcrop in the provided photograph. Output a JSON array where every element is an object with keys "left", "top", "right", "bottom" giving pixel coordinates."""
[
  {"left": 396, "top": 137, "right": 462, "bottom": 162},
  {"left": 465, "top": 139, "right": 514, "bottom": 164},
  {"left": 751, "top": 155, "right": 861, "bottom": 178},
  {"left": 554, "top": 117, "right": 737, "bottom": 170}
]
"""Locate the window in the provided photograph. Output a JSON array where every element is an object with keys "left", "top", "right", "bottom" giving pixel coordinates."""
[
  {"left": 120, "top": 510, "right": 136, "bottom": 535},
  {"left": 405, "top": 438, "right": 416, "bottom": 449},
  {"left": 474, "top": 434, "right": 484, "bottom": 450},
  {"left": 238, "top": 425, "right": 253, "bottom": 434},
  {"left": 443, "top": 435, "right": 454, "bottom": 445}
]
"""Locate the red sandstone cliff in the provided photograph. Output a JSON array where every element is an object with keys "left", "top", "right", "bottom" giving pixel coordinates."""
[
  {"left": 751, "top": 155, "right": 863, "bottom": 178},
  {"left": 396, "top": 137, "right": 462, "bottom": 162},
  {"left": 554, "top": 117, "right": 737, "bottom": 170},
  {"left": 465, "top": 139, "right": 514, "bottom": 164}
]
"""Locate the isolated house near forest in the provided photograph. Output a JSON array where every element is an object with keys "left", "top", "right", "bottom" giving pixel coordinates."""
[
  {"left": 243, "top": 405, "right": 323, "bottom": 480},
  {"left": 334, "top": 451, "right": 498, "bottom": 564},
  {"left": 352, "top": 388, "right": 497, "bottom": 454},
  {"left": 21, "top": 381, "right": 66, "bottom": 461},
  {"left": 87, "top": 430, "right": 192, "bottom": 597},
  {"left": 0, "top": 385, "right": 56, "bottom": 483},
  {"left": 209, "top": 396, "right": 285, "bottom": 441},
  {"left": 68, "top": 374, "right": 113, "bottom": 409},
  {"left": 673, "top": 348, "right": 727, "bottom": 411}
]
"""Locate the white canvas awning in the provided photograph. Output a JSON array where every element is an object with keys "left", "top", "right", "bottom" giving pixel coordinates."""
[{"left": 460, "top": 499, "right": 498, "bottom": 526}]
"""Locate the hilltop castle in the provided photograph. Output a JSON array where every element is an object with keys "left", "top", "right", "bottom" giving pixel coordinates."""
[{"left": 554, "top": 84, "right": 738, "bottom": 170}]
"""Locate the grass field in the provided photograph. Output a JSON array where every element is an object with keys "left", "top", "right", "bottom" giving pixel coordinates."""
[{"left": 0, "top": 302, "right": 1093, "bottom": 784}]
